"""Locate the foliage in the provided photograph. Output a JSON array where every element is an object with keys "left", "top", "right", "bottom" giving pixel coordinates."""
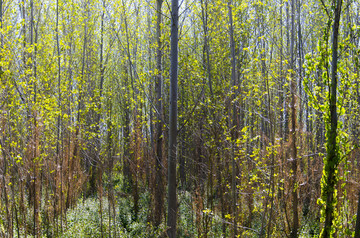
[{"left": 0, "top": 0, "right": 360, "bottom": 237}]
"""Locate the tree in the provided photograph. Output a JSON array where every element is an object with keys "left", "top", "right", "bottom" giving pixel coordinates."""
[
  {"left": 289, "top": 0, "right": 299, "bottom": 236},
  {"left": 2, "top": 0, "right": 360, "bottom": 237},
  {"left": 154, "top": 0, "right": 164, "bottom": 227},
  {"left": 167, "top": 0, "right": 179, "bottom": 236},
  {"left": 227, "top": 0, "right": 238, "bottom": 236},
  {"left": 320, "top": 0, "right": 343, "bottom": 237}
]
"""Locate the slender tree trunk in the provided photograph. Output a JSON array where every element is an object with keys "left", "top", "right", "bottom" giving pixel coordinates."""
[
  {"left": 297, "top": 0, "right": 303, "bottom": 130},
  {"left": 355, "top": 191, "right": 360, "bottom": 238},
  {"left": 1, "top": 148, "right": 12, "bottom": 238},
  {"left": 228, "top": 1, "right": 238, "bottom": 236},
  {"left": 122, "top": 0, "right": 133, "bottom": 195},
  {"left": 107, "top": 102, "right": 116, "bottom": 238},
  {"left": 0, "top": 3, "right": 9, "bottom": 236},
  {"left": 147, "top": 8, "right": 153, "bottom": 191},
  {"left": 78, "top": 0, "right": 88, "bottom": 204},
  {"left": 290, "top": 0, "right": 299, "bottom": 236},
  {"left": 11, "top": 175, "right": 20, "bottom": 237},
  {"left": 29, "top": 0, "right": 41, "bottom": 236},
  {"left": 201, "top": 0, "right": 213, "bottom": 97},
  {"left": 167, "top": 0, "right": 179, "bottom": 237},
  {"left": 284, "top": 0, "right": 290, "bottom": 139},
  {"left": 258, "top": 4, "right": 269, "bottom": 236},
  {"left": 266, "top": 40, "right": 275, "bottom": 238},
  {"left": 321, "top": 0, "right": 342, "bottom": 237},
  {"left": 56, "top": 0, "right": 61, "bottom": 173},
  {"left": 154, "top": 0, "right": 164, "bottom": 227},
  {"left": 54, "top": 0, "right": 61, "bottom": 234},
  {"left": 277, "top": 3, "right": 287, "bottom": 226},
  {"left": 123, "top": 1, "right": 140, "bottom": 220},
  {"left": 89, "top": 0, "right": 106, "bottom": 196},
  {"left": 98, "top": 3, "right": 106, "bottom": 237}
]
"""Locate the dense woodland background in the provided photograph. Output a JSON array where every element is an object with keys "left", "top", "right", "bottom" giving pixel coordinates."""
[{"left": 0, "top": 0, "right": 360, "bottom": 237}]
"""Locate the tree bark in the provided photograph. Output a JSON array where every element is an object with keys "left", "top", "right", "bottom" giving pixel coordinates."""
[
  {"left": 154, "top": 0, "right": 164, "bottom": 228},
  {"left": 321, "top": 0, "right": 342, "bottom": 237},
  {"left": 122, "top": 1, "right": 133, "bottom": 195},
  {"left": 201, "top": 0, "right": 213, "bottom": 97},
  {"left": 167, "top": 0, "right": 179, "bottom": 237},
  {"left": 228, "top": 1, "right": 238, "bottom": 237},
  {"left": 290, "top": 0, "right": 299, "bottom": 236},
  {"left": 355, "top": 191, "right": 360, "bottom": 238},
  {"left": 98, "top": 1, "right": 106, "bottom": 237}
]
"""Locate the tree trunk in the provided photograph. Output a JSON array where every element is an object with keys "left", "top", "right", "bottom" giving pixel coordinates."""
[
  {"left": 201, "top": 0, "right": 213, "bottom": 97},
  {"left": 355, "top": 191, "right": 360, "bottom": 238},
  {"left": 55, "top": 0, "right": 61, "bottom": 233},
  {"left": 167, "top": 0, "right": 179, "bottom": 237},
  {"left": 290, "top": 0, "right": 299, "bottom": 236},
  {"left": 154, "top": 0, "right": 164, "bottom": 228},
  {"left": 122, "top": 2, "right": 133, "bottom": 194},
  {"left": 321, "top": 0, "right": 342, "bottom": 237},
  {"left": 228, "top": 1, "right": 238, "bottom": 237},
  {"left": 98, "top": 1, "right": 106, "bottom": 237}
]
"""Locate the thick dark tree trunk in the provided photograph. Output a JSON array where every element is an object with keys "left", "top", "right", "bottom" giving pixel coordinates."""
[{"left": 167, "top": 0, "right": 179, "bottom": 237}]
